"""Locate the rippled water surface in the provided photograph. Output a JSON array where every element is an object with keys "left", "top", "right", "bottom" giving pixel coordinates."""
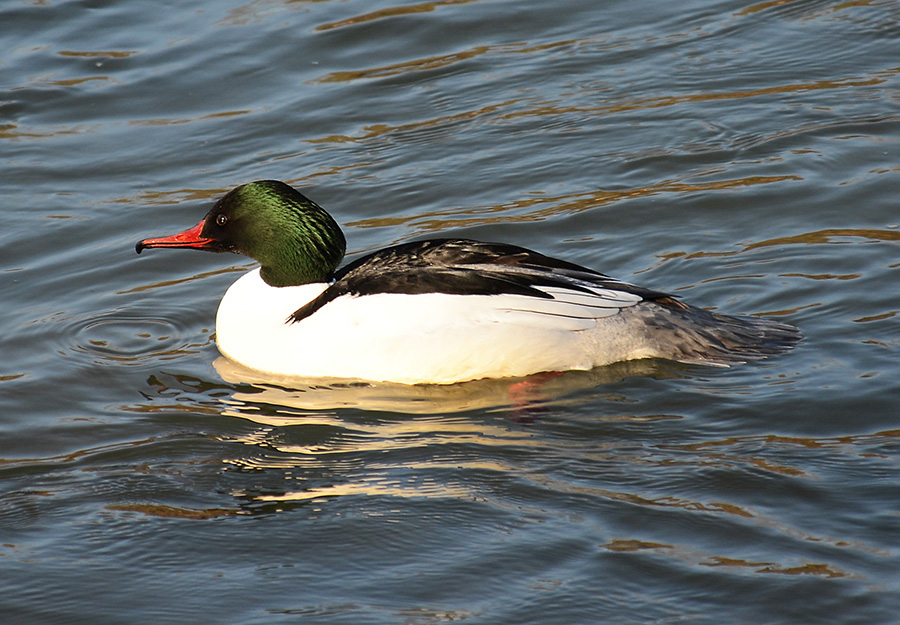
[{"left": 2, "top": 0, "right": 900, "bottom": 623}]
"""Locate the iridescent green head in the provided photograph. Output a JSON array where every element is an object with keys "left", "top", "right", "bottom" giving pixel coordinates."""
[{"left": 137, "top": 180, "right": 347, "bottom": 287}]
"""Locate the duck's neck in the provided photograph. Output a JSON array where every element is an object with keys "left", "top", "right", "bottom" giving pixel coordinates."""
[{"left": 256, "top": 192, "right": 347, "bottom": 288}]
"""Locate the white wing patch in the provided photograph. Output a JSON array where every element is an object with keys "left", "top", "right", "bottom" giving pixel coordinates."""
[
  {"left": 537, "top": 285, "right": 643, "bottom": 309},
  {"left": 487, "top": 284, "right": 643, "bottom": 330}
]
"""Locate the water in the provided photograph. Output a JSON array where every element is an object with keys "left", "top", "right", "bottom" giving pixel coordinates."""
[{"left": 2, "top": 0, "right": 899, "bottom": 622}]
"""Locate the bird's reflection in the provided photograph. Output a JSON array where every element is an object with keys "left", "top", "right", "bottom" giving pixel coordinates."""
[
  {"left": 138, "top": 358, "right": 681, "bottom": 513},
  {"left": 213, "top": 356, "right": 674, "bottom": 420}
]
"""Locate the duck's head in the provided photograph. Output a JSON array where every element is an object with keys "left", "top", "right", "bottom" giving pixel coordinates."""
[{"left": 136, "top": 180, "right": 347, "bottom": 287}]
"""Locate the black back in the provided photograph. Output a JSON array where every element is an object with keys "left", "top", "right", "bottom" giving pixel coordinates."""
[{"left": 288, "top": 239, "right": 679, "bottom": 324}]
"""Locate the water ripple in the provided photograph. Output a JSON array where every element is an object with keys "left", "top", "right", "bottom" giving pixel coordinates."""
[{"left": 66, "top": 307, "right": 211, "bottom": 367}]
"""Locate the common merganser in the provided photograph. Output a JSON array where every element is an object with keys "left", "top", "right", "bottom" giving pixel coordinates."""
[{"left": 136, "top": 180, "right": 800, "bottom": 385}]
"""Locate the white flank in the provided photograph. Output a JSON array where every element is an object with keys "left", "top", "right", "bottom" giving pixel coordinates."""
[{"left": 215, "top": 268, "right": 654, "bottom": 385}]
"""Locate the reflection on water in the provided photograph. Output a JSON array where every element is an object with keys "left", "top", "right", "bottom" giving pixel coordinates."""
[
  {"left": 72, "top": 364, "right": 900, "bottom": 590},
  {"left": 344, "top": 173, "right": 804, "bottom": 233},
  {"left": 315, "top": 0, "right": 482, "bottom": 32},
  {"left": 212, "top": 357, "right": 675, "bottom": 504},
  {"left": 122, "top": 358, "right": 685, "bottom": 510},
  {"left": 213, "top": 355, "right": 675, "bottom": 416}
]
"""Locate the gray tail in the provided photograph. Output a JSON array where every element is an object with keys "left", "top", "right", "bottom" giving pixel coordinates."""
[{"left": 638, "top": 302, "right": 802, "bottom": 366}]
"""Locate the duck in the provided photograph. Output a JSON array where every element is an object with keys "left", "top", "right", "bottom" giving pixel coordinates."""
[{"left": 136, "top": 180, "right": 800, "bottom": 385}]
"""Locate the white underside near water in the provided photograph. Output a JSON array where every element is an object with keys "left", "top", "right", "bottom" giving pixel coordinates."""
[{"left": 214, "top": 268, "right": 661, "bottom": 385}]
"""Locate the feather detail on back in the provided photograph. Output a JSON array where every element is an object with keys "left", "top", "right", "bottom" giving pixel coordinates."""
[{"left": 289, "top": 239, "right": 669, "bottom": 323}]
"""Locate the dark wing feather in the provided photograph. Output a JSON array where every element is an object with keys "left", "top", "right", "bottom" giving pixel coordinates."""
[{"left": 288, "top": 239, "right": 679, "bottom": 324}]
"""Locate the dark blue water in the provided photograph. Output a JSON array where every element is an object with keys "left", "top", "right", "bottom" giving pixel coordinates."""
[{"left": 2, "top": 0, "right": 900, "bottom": 623}]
